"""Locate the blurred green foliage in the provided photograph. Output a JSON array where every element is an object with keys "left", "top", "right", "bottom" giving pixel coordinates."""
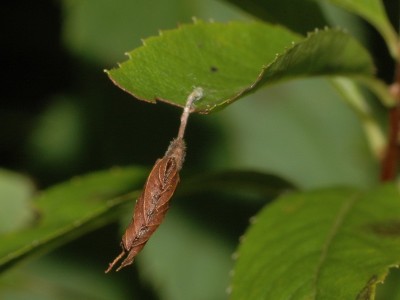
[{"left": 1, "top": 0, "right": 398, "bottom": 299}]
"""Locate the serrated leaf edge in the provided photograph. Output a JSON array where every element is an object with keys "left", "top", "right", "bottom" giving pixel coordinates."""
[{"left": 105, "top": 21, "right": 378, "bottom": 114}]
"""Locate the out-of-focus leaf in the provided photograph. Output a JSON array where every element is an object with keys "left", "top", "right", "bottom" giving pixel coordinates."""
[
  {"left": 27, "top": 97, "right": 84, "bottom": 170},
  {"left": 226, "top": 0, "right": 398, "bottom": 59},
  {"left": 224, "top": 0, "right": 327, "bottom": 34},
  {"left": 0, "top": 167, "right": 147, "bottom": 273},
  {"left": 0, "top": 256, "right": 129, "bottom": 300},
  {"left": 181, "top": 170, "right": 295, "bottom": 201},
  {"left": 137, "top": 209, "right": 233, "bottom": 300},
  {"left": 0, "top": 169, "right": 35, "bottom": 234},
  {"left": 61, "top": 0, "right": 196, "bottom": 64},
  {"left": 325, "top": 0, "right": 399, "bottom": 59},
  {"left": 217, "top": 78, "right": 378, "bottom": 189},
  {"left": 231, "top": 184, "right": 400, "bottom": 299},
  {"left": 330, "top": 77, "right": 386, "bottom": 159},
  {"left": 107, "top": 21, "right": 377, "bottom": 113},
  {"left": 117, "top": 170, "right": 294, "bottom": 300}
]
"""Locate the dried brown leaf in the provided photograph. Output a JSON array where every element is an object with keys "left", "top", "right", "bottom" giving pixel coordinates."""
[{"left": 105, "top": 88, "right": 203, "bottom": 273}]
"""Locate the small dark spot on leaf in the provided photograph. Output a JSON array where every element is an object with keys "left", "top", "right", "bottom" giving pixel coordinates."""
[
  {"left": 210, "top": 66, "right": 218, "bottom": 72},
  {"left": 368, "top": 220, "right": 400, "bottom": 237}
]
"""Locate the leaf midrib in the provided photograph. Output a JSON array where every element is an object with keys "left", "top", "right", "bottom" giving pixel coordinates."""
[{"left": 310, "top": 192, "right": 360, "bottom": 298}]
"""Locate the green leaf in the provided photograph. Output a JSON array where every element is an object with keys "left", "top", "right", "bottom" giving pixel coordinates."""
[
  {"left": 221, "top": 78, "right": 379, "bottom": 189},
  {"left": 231, "top": 184, "right": 400, "bottom": 299},
  {"left": 137, "top": 209, "right": 233, "bottom": 300},
  {"left": 107, "top": 21, "right": 377, "bottom": 113},
  {"left": 376, "top": 268, "right": 400, "bottom": 299},
  {"left": 0, "top": 167, "right": 147, "bottom": 273},
  {"left": 97, "top": 169, "right": 288, "bottom": 299},
  {"left": 225, "top": 0, "right": 328, "bottom": 34},
  {"left": 61, "top": 0, "right": 197, "bottom": 64},
  {"left": 226, "top": 0, "right": 399, "bottom": 60},
  {"left": 257, "top": 29, "right": 374, "bottom": 85},
  {"left": 0, "top": 257, "right": 130, "bottom": 300},
  {"left": 0, "top": 170, "right": 35, "bottom": 234},
  {"left": 136, "top": 171, "right": 293, "bottom": 300},
  {"left": 180, "top": 170, "right": 295, "bottom": 201},
  {"left": 26, "top": 97, "right": 84, "bottom": 169},
  {"left": 330, "top": 77, "right": 386, "bottom": 159},
  {"left": 325, "top": 0, "right": 399, "bottom": 59}
]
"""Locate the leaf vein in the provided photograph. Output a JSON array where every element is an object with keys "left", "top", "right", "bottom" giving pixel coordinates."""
[{"left": 311, "top": 192, "right": 359, "bottom": 298}]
